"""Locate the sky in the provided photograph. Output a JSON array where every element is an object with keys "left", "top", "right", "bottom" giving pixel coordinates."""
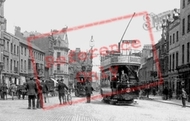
[{"left": 4, "top": 0, "right": 180, "bottom": 73}]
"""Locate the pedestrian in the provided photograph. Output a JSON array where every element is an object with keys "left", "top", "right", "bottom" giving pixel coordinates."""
[
  {"left": 26, "top": 77, "right": 37, "bottom": 109},
  {"left": 181, "top": 88, "right": 188, "bottom": 107},
  {"left": 168, "top": 88, "right": 172, "bottom": 100},
  {"left": 85, "top": 81, "right": 94, "bottom": 103},
  {"left": 1, "top": 82, "right": 8, "bottom": 100},
  {"left": 36, "top": 78, "right": 43, "bottom": 109},
  {"left": 10, "top": 83, "right": 17, "bottom": 100},
  {"left": 152, "top": 87, "right": 156, "bottom": 96},
  {"left": 41, "top": 79, "right": 49, "bottom": 103},
  {"left": 57, "top": 78, "right": 68, "bottom": 105}
]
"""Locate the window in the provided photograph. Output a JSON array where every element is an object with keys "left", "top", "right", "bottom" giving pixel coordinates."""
[
  {"left": 14, "top": 60, "right": 15, "bottom": 73},
  {"left": 176, "top": 31, "right": 179, "bottom": 42},
  {"left": 14, "top": 45, "right": 16, "bottom": 54},
  {"left": 183, "top": 0, "right": 186, "bottom": 8},
  {"left": 3, "top": 39, "right": 5, "bottom": 49},
  {"left": 170, "top": 35, "right": 172, "bottom": 45},
  {"left": 3, "top": 57, "right": 5, "bottom": 70},
  {"left": 17, "top": 61, "right": 18, "bottom": 68},
  {"left": 25, "top": 48, "right": 26, "bottom": 56},
  {"left": 28, "top": 60, "right": 31, "bottom": 70},
  {"left": 21, "top": 59, "right": 23, "bottom": 71},
  {"left": 57, "top": 52, "right": 61, "bottom": 58},
  {"left": 173, "top": 33, "right": 175, "bottom": 43},
  {"left": 188, "top": 0, "right": 190, "bottom": 4},
  {"left": 188, "top": 15, "right": 190, "bottom": 32},
  {"left": 187, "top": 42, "right": 190, "bottom": 63},
  {"left": 21, "top": 46, "right": 23, "bottom": 54},
  {"left": 11, "top": 43, "right": 13, "bottom": 53},
  {"left": 176, "top": 52, "right": 178, "bottom": 68},
  {"left": 7, "top": 58, "right": 8, "bottom": 72},
  {"left": 17, "top": 46, "right": 19, "bottom": 55},
  {"left": 182, "top": 18, "right": 185, "bottom": 35},
  {"left": 57, "top": 64, "right": 60, "bottom": 70},
  {"left": 173, "top": 53, "right": 175, "bottom": 70},
  {"left": 169, "top": 54, "right": 171, "bottom": 71},
  {"left": 24, "top": 60, "right": 26, "bottom": 71},
  {"left": 7, "top": 41, "right": 9, "bottom": 51},
  {"left": 10, "top": 59, "right": 12, "bottom": 72},
  {"left": 182, "top": 45, "right": 185, "bottom": 64}
]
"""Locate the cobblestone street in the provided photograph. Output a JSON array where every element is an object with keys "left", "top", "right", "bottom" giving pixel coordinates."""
[{"left": 0, "top": 93, "right": 190, "bottom": 121}]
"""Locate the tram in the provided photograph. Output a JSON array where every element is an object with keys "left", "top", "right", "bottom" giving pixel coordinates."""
[{"left": 100, "top": 56, "right": 140, "bottom": 105}]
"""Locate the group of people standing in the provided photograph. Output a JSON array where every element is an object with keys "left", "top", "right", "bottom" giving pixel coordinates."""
[{"left": 25, "top": 77, "right": 49, "bottom": 109}]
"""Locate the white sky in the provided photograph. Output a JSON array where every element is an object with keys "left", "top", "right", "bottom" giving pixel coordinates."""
[{"left": 4, "top": 0, "right": 180, "bottom": 72}]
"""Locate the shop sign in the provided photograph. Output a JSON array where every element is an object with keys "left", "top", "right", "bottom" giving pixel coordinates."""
[{"left": 129, "top": 56, "right": 141, "bottom": 64}]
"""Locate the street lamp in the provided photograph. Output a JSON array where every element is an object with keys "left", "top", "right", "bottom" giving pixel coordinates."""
[{"left": 89, "top": 35, "right": 95, "bottom": 66}]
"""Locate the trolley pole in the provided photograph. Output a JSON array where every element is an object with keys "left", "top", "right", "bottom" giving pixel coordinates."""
[{"left": 118, "top": 12, "right": 136, "bottom": 54}]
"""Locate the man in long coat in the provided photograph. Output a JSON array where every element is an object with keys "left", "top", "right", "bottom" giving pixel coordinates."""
[
  {"left": 26, "top": 77, "right": 37, "bottom": 109},
  {"left": 57, "top": 79, "right": 68, "bottom": 105},
  {"left": 85, "top": 81, "right": 94, "bottom": 103}
]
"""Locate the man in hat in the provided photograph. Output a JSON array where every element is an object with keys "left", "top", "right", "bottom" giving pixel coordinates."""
[
  {"left": 26, "top": 77, "right": 37, "bottom": 109},
  {"left": 57, "top": 78, "right": 68, "bottom": 105}
]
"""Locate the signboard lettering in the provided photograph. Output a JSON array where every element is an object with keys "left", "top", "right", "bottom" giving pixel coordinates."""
[{"left": 143, "top": 9, "right": 180, "bottom": 32}]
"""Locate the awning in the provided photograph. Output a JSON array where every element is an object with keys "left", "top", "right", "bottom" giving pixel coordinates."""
[{"left": 50, "top": 78, "right": 58, "bottom": 84}]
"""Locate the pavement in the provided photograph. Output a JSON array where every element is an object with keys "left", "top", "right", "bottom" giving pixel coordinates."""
[
  {"left": 148, "top": 95, "right": 190, "bottom": 107},
  {"left": 1, "top": 92, "right": 190, "bottom": 121}
]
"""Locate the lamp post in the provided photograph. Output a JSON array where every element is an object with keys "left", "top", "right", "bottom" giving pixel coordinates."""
[{"left": 89, "top": 36, "right": 95, "bottom": 83}]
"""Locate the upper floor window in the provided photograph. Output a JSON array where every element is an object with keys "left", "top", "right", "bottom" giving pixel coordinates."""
[
  {"left": 14, "top": 45, "right": 16, "bottom": 54},
  {"left": 57, "top": 52, "right": 61, "bottom": 58},
  {"left": 173, "top": 33, "right": 175, "bottom": 44},
  {"left": 188, "top": 15, "right": 190, "bottom": 33},
  {"left": 7, "top": 41, "right": 9, "bottom": 51},
  {"left": 57, "top": 64, "right": 60, "bottom": 70},
  {"left": 170, "top": 35, "right": 172, "bottom": 45},
  {"left": 17, "top": 46, "right": 19, "bottom": 55},
  {"left": 25, "top": 48, "right": 26, "bottom": 56},
  {"left": 182, "top": 18, "right": 185, "bottom": 35},
  {"left": 176, "top": 31, "right": 179, "bottom": 42},
  {"left": 21, "top": 46, "right": 23, "bottom": 54},
  {"left": 183, "top": 0, "right": 186, "bottom": 8},
  {"left": 182, "top": 44, "right": 185, "bottom": 64},
  {"left": 11, "top": 43, "right": 13, "bottom": 53}
]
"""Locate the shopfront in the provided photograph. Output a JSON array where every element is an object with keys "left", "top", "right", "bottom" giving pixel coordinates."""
[{"left": 177, "top": 64, "right": 190, "bottom": 101}]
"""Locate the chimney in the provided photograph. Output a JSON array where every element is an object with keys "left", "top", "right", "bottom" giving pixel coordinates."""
[{"left": 14, "top": 26, "right": 23, "bottom": 38}]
